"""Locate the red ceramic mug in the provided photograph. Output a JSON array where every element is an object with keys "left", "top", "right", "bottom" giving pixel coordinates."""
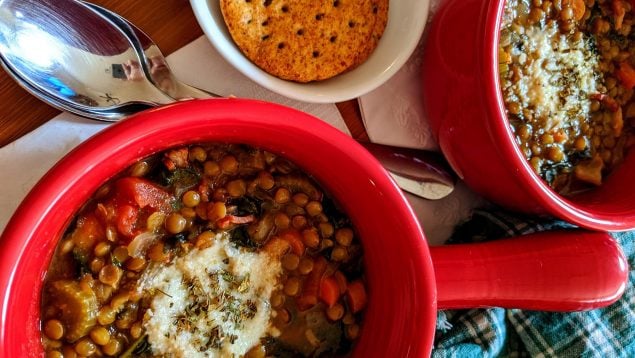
[
  {"left": 422, "top": 0, "right": 635, "bottom": 231},
  {"left": 0, "top": 100, "right": 627, "bottom": 357}
]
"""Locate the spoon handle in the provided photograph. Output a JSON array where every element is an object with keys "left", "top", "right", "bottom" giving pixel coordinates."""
[
  {"left": 172, "top": 82, "right": 221, "bottom": 100},
  {"left": 360, "top": 142, "right": 455, "bottom": 200}
]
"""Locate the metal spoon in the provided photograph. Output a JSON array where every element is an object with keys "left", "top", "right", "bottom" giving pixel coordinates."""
[
  {"left": 0, "top": 0, "right": 189, "bottom": 121},
  {"left": 79, "top": 1, "right": 217, "bottom": 103},
  {"left": 0, "top": 0, "right": 455, "bottom": 199}
]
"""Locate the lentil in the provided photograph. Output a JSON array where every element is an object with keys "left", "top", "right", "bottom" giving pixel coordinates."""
[
  {"left": 44, "top": 319, "right": 64, "bottom": 341},
  {"left": 41, "top": 144, "right": 367, "bottom": 357},
  {"left": 301, "top": 228, "right": 321, "bottom": 248},
  {"left": 500, "top": 0, "right": 635, "bottom": 193},
  {"left": 181, "top": 190, "right": 200, "bottom": 208},
  {"left": 297, "top": 257, "right": 315, "bottom": 275},
  {"left": 165, "top": 213, "right": 186, "bottom": 234},
  {"left": 281, "top": 253, "right": 300, "bottom": 271},
  {"left": 188, "top": 146, "right": 207, "bottom": 162},
  {"left": 326, "top": 303, "right": 345, "bottom": 321},
  {"left": 74, "top": 338, "right": 96, "bottom": 356},
  {"left": 62, "top": 346, "right": 78, "bottom": 358},
  {"left": 101, "top": 339, "right": 122, "bottom": 356},
  {"left": 203, "top": 160, "right": 220, "bottom": 176},
  {"left": 89, "top": 327, "right": 110, "bottom": 346},
  {"left": 46, "top": 351, "right": 62, "bottom": 358}
]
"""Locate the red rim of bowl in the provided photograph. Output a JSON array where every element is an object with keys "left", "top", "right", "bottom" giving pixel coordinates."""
[{"left": 0, "top": 98, "right": 436, "bottom": 357}]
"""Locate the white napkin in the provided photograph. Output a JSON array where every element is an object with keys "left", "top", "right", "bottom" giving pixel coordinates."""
[
  {"left": 0, "top": 36, "right": 346, "bottom": 233},
  {"left": 359, "top": 0, "right": 485, "bottom": 245},
  {"left": 359, "top": 0, "right": 442, "bottom": 151},
  {"left": 359, "top": 36, "right": 435, "bottom": 150}
]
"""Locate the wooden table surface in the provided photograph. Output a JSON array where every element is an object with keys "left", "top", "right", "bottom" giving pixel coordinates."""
[{"left": 0, "top": 0, "right": 369, "bottom": 148}]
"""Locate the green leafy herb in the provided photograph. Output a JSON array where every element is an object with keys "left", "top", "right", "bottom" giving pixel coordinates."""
[
  {"left": 230, "top": 225, "right": 259, "bottom": 250},
  {"left": 150, "top": 166, "right": 200, "bottom": 188},
  {"left": 321, "top": 195, "right": 350, "bottom": 229},
  {"left": 72, "top": 248, "right": 91, "bottom": 277},
  {"left": 121, "top": 335, "right": 150, "bottom": 357},
  {"left": 227, "top": 196, "right": 262, "bottom": 216}
]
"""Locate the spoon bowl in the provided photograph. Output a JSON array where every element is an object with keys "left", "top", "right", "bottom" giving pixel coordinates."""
[
  {"left": 0, "top": 53, "right": 154, "bottom": 121},
  {"left": 0, "top": 0, "right": 175, "bottom": 117}
]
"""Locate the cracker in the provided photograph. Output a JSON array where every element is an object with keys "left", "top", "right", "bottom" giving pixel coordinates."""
[
  {"left": 220, "top": 0, "right": 388, "bottom": 82},
  {"left": 351, "top": 0, "right": 389, "bottom": 69}
]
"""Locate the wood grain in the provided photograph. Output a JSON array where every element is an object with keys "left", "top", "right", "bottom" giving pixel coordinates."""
[{"left": 0, "top": 0, "right": 366, "bottom": 147}]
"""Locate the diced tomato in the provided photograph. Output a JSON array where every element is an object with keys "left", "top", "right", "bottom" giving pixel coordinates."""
[
  {"left": 116, "top": 204, "right": 138, "bottom": 238},
  {"left": 71, "top": 213, "right": 105, "bottom": 251},
  {"left": 319, "top": 276, "right": 341, "bottom": 308},
  {"left": 115, "top": 177, "right": 172, "bottom": 210},
  {"left": 297, "top": 257, "right": 327, "bottom": 311},
  {"left": 346, "top": 280, "right": 368, "bottom": 314},
  {"left": 616, "top": 62, "right": 635, "bottom": 90},
  {"left": 279, "top": 229, "right": 305, "bottom": 256}
]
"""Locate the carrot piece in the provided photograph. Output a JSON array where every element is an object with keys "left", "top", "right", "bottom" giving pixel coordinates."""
[
  {"left": 319, "top": 276, "right": 341, "bottom": 308},
  {"left": 297, "top": 257, "right": 327, "bottom": 311},
  {"left": 72, "top": 213, "right": 106, "bottom": 251},
  {"left": 333, "top": 271, "right": 348, "bottom": 294},
  {"left": 280, "top": 229, "right": 305, "bottom": 256},
  {"left": 613, "top": 0, "right": 626, "bottom": 29},
  {"left": 616, "top": 62, "right": 635, "bottom": 90},
  {"left": 613, "top": 107, "right": 624, "bottom": 137},
  {"left": 346, "top": 280, "right": 368, "bottom": 314}
]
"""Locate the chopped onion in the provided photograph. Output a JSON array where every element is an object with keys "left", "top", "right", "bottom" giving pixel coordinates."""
[{"left": 127, "top": 231, "right": 159, "bottom": 258}]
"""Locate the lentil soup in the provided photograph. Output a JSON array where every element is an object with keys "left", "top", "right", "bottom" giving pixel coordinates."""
[
  {"left": 40, "top": 143, "right": 366, "bottom": 357},
  {"left": 499, "top": 0, "right": 635, "bottom": 194}
]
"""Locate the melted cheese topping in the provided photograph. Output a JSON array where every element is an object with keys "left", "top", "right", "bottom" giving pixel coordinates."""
[
  {"left": 138, "top": 233, "right": 282, "bottom": 357},
  {"left": 504, "top": 21, "right": 599, "bottom": 131}
]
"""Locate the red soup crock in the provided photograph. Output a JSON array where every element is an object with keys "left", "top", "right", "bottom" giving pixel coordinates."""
[
  {"left": 0, "top": 99, "right": 436, "bottom": 357},
  {"left": 422, "top": 0, "right": 635, "bottom": 231},
  {"left": 0, "top": 99, "right": 628, "bottom": 358}
]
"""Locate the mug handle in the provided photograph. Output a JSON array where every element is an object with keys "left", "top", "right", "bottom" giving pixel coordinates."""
[{"left": 430, "top": 230, "right": 628, "bottom": 311}]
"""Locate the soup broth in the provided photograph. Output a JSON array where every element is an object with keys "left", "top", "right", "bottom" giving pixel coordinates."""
[
  {"left": 40, "top": 143, "right": 366, "bottom": 357},
  {"left": 499, "top": 0, "right": 635, "bottom": 194}
]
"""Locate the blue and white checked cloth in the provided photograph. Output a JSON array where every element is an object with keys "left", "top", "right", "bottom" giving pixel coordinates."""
[{"left": 433, "top": 210, "right": 635, "bottom": 357}]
